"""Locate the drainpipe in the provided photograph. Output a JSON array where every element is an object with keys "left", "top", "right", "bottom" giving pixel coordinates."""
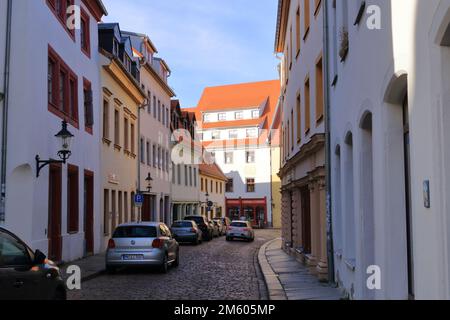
[
  {"left": 323, "top": 0, "right": 335, "bottom": 284},
  {"left": 0, "top": 0, "right": 13, "bottom": 224}
]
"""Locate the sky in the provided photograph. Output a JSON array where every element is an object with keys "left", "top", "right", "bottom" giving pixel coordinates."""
[{"left": 102, "top": 0, "right": 280, "bottom": 108}]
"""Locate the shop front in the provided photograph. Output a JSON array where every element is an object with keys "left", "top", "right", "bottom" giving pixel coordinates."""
[{"left": 225, "top": 197, "right": 267, "bottom": 228}]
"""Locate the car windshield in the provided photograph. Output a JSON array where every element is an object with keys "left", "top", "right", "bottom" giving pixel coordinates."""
[
  {"left": 230, "top": 222, "right": 248, "bottom": 228},
  {"left": 186, "top": 217, "right": 204, "bottom": 225},
  {"left": 172, "top": 221, "right": 192, "bottom": 228},
  {"left": 113, "top": 226, "right": 157, "bottom": 238}
]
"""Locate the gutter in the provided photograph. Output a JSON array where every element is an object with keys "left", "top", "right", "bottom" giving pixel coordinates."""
[
  {"left": 323, "top": 1, "right": 335, "bottom": 284},
  {"left": 0, "top": 0, "right": 13, "bottom": 224}
]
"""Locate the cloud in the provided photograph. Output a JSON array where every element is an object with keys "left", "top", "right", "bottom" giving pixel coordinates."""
[{"left": 102, "top": 0, "right": 279, "bottom": 107}]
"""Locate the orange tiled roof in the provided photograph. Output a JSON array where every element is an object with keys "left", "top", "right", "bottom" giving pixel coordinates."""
[
  {"left": 199, "top": 162, "right": 228, "bottom": 181},
  {"left": 201, "top": 118, "right": 262, "bottom": 130}
]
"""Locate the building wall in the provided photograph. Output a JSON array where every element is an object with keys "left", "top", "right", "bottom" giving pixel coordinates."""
[
  {"left": 3, "top": 0, "right": 103, "bottom": 262},
  {"left": 100, "top": 55, "right": 140, "bottom": 250},
  {"left": 199, "top": 174, "right": 226, "bottom": 219},
  {"left": 138, "top": 62, "right": 172, "bottom": 224},
  {"left": 271, "top": 145, "right": 282, "bottom": 229}
]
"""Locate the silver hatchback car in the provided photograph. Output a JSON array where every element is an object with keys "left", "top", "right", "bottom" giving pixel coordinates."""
[{"left": 106, "top": 222, "right": 179, "bottom": 273}]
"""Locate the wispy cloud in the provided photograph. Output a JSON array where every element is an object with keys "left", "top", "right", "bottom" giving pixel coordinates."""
[{"left": 102, "top": 0, "right": 279, "bottom": 107}]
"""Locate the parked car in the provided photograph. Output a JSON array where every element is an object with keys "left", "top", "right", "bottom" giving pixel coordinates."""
[
  {"left": 212, "top": 219, "right": 226, "bottom": 236},
  {"left": 106, "top": 222, "right": 179, "bottom": 274},
  {"left": 171, "top": 220, "right": 202, "bottom": 245},
  {"left": 0, "top": 227, "right": 66, "bottom": 300},
  {"left": 226, "top": 221, "right": 255, "bottom": 242},
  {"left": 210, "top": 220, "right": 220, "bottom": 237},
  {"left": 184, "top": 216, "right": 213, "bottom": 241},
  {"left": 215, "top": 217, "right": 231, "bottom": 231}
]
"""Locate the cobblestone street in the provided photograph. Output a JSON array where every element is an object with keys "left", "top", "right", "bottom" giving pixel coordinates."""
[{"left": 68, "top": 229, "right": 280, "bottom": 300}]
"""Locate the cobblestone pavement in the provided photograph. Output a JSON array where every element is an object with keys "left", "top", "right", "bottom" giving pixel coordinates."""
[{"left": 68, "top": 229, "right": 280, "bottom": 300}]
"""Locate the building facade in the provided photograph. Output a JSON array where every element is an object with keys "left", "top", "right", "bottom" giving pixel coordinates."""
[
  {"left": 199, "top": 163, "right": 227, "bottom": 219},
  {"left": 98, "top": 23, "right": 146, "bottom": 249},
  {"left": 275, "top": 0, "right": 328, "bottom": 280},
  {"left": 325, "top": 0, "right": 450, "bottom": 300},
  {"left": 125, "top": 31, "right": 175, "bottom": 226},
  {"left": 188, "top": 80, "right": 280, "bottom": 228},
  {"left": 1, "top": 0, "right": 107, "bottom": 262},
  {"left": 171, "top": 100, "right": 200, "bottom": 221}
]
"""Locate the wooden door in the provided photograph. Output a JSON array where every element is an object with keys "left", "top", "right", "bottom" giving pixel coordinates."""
[
  {"left": 84, "top": 171, "right": 94, "bottom": 255},
  {"left": 48, "top": 164, "right": 62, "bottom": 262},
  {"left": 301, "top": 186, "right": 311, "bottom": 254}
]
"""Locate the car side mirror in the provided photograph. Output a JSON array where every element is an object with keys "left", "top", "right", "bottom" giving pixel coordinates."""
[{"left": 34, "top": 250, "right": 47, "bottom": 265}]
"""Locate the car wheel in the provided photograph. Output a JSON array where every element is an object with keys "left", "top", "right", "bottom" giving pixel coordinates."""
[
  {"left": 193, "top": 237, "right": 199, "bottom": 245},
  {"left": 226, "top": 237, "right": 232, "bottom": 241},
  {"left": 160, "top": 254, "right": 169, "bottom": 273},
  {"left": 173, "top": 251, "right": 180, "bottom": 268}
]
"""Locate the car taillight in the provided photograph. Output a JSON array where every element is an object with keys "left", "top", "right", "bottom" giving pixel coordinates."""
[
  {"left": 191, "top": 228, "right": 196, "bottom": 233},
  {"left": 152, "top": 238, "right": 164, "bottom": 249},
  {"left": 243, "top": 228, "right": 251, "bottom": 232},
  {"left": 108, "top": 239, "right": 115, "bottom": 249},
  {"left": 228, "top": 227, "right": 233, "bottom": 231}
]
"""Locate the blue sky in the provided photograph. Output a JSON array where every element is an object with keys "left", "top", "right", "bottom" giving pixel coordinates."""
[{"left": 102, "top": 0, "right": 280, "bottom": 108}]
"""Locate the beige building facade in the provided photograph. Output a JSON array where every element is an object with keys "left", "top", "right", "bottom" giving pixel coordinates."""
[{"left": 199, "top": 163, "right": 227, "bottom": 219}]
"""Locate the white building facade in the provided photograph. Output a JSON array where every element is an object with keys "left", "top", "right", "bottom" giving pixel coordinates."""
[
  {"left": 326, "top": 0, "right": 450, "bottom": 299},
  {"left": 0, "top": 0, "right": 107, "bottom": 262},
  {"left": 125, "top": 31, "right": 175, "bottom": 226}
]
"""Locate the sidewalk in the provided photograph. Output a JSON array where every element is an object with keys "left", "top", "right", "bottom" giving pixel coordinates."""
[
  {"left": 60, "top": 253, "right": 106, "bottom": 282},
  {"left": 258, "top": 238, "right": 342, "bottom": 300}
]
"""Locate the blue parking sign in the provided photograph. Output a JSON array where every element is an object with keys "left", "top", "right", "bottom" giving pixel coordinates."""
[{"left": 134, "top": 193, "right": 144, "bottom": 206}]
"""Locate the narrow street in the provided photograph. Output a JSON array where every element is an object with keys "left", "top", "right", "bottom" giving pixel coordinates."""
[{"left": 68, "top": 229, "right": 280, "bottom": 300}]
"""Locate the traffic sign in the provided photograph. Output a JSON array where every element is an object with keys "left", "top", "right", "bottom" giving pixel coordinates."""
[{"left": 134, "top": 193, "right": 144, "bottom": 208}]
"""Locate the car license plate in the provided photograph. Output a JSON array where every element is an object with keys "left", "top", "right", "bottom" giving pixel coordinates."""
[{"left": 122, "top": 254, "right": 143, "bottom": 261}]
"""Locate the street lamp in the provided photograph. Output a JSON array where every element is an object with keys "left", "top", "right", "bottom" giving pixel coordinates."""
[
  {"left": 36, "top": 120, "right": 74, "bottom": 178},
  {"left": 145, "top": 172, "right": 153, "bottom": 193}
]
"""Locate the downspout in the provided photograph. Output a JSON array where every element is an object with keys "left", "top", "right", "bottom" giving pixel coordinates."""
[
  {"left": 323, "top": 0, "right": 335, "bottom": 284},
  {"left": 0, "top": 0, "right": 13, "bottom": 224}
]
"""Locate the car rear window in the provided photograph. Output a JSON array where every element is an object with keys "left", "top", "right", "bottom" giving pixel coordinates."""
[
  {"left": 113, "top": 226, "right": 157, "bottom": 238},
  {"left": 172, "top": 221, "right": 193, "bottom": 228},
  {"left": 230, "top": 222, "right": 248, "bottom": 228},
  {"left": 185, "top": 217, "right": 204, "bottom": 225}
]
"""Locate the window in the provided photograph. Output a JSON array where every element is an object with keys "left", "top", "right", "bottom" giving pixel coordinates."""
[
  {"left": 296, "top": 94, "right": 302, "bottom": 142},
  {"left": 162, "top": 150, "right": 165, "bottom": 172},
  {"left": 177, "top": 164, "right": 181, "bottom": 184},
  {"left": 80, "top": 9, "right": 91, "bottom": 57},
  {"left": 147, "top": 91, "right": 152, "bottom": 114},
  {"left": 158, "top": 100, "right": 161, "bottom": 122},
  {"left": 201, "top": 178, "right": 204, "bottom": 191},
  {"left": 67, "top": 165, "right": 79, "bottom": 233},
  {"left": 225, "top": 152, "right": 233, "bottom": 164},
  {"left": 203, "top": 113, "right": 212, "bottom": 123},
  {"left": 166, "top": 107, "right": 169, "bottom": 128},
  {"left": 194, "top": 168, "right": 197, "bottom": 187},
  {"left": 46, "top": 0, "right": 75, "bottom": 39},
  {"left": 172, "top": 162, "right": 176, "bottom": 183},
  {"left": 124, "top": 191, "right": 129, "bottom": 223},
  {"left": 235, "top": 111, "right": 243, "bottom": 120},
  {"left": 189, "top": 166, "right": 193, "bottom": 186},
  {"left": 153, "top": 96, "right": 157, "bottom": 118},
  {"left": 103, "top": 99, "right": 109, "bottom": 140},
  {"left": 246, "top": 151, "right": 255, "bottom": 163},
  {"left": 152, "top": 145, "right": 156, "bottom": 167},
  {"left": 229, "top": 130, "right": 238, "bottom": 139},
  {"left": 205, "top": 178, "right": 208, "bottom": 192},
  {"left": 158, "top": 146, "right": 161, "bottom": 169},
  {"left": 124, "top": 118, "right": 129, "bottom": 151},
  {"left": 220, "top": 182, "right": 223, "bottom": 194},
  {"left": 216, "top": 181, "right": 218, "bottom": 193},
  {"left": 166, "top": 151, "right": 169, "bottom": 172},
  {"left": 305, "top": 76, "right": 311, "bottom": 134},
  {"left": 184, "top": 165, "right": 188, "bottom": 186},
  {"left": 218, "top": 113, "right": 226, "bottom": 121},
  {"left": 48, "top": 46, "right": 78, "bottom": 127},
  {"left": 140, "top": 138, "right": 145, "bottom": 163},
  {"left": 114, "top": 109, "right": 120, "bottom": 147},
  {"left": 315, "top": 55, "right": 324, "bottom": 123},
  {"left": 130, "top": 123, "right": 135, "bottom": 154},
  {"left": 246, "top": 178, "right": 255, "bottom": 193},
  {"left": 162, "top": 107, "right": 166, "bottom": 126},
  {"left": 226, "top": 179, "right": 234, "bottom": 193},
  {"left": 104, "top": 189, "right": 109, "bottom": 234},
  {"left": 296, "top": 6, "right": 301, "bottom": 56},
  {"left": 304, "top": 0, "right": 310, "bottom": 39},
  {"left": 246, "top": 128, "right": 258, "bottom": 138},
  {"left": 252, "top": 110, "right": 259, "bottom": 119},
  {"left": 83, "top": 79, "right": 93, "bottom": 133},
  {"left": 291, "top": 110, "right": 294, "bottom": 151},
  {"left": 212, "top": 131, "right": 221, "bottom": 140},
  {"left": 146, "top": 141, "right": 151, "bottom": 165},
  {"left": 0, "top": 230, "right": 33, "bottom": 267}
]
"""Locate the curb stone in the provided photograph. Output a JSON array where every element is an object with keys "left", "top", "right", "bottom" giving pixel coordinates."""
[{"left": 258, "top": 238, "right": 288, "bottom": 301}]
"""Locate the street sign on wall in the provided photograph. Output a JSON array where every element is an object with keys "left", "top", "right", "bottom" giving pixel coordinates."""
[{"left": 134, "top": 193, "right": 144, "bottom": 208}]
